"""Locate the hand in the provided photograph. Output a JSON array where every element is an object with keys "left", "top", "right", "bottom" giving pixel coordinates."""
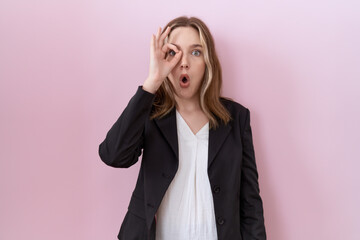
[{"left": 143, "top": 26, "right": 182, "bottom": 94}]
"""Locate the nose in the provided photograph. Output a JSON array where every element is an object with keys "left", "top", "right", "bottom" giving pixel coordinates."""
[{"left": 180, "top": 55, "right": 189, "bottom": 69}]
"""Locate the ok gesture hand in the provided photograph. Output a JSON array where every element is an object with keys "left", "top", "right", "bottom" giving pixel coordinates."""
[{"left": 143, "top": 26, "right": 182, "bottom": 94}]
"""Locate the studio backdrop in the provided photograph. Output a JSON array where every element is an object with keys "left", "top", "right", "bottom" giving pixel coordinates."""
[{"left": 0, "top": 0, "right": 359, "bottom": 239}]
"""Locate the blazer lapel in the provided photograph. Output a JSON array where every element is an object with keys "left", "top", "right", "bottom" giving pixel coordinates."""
[
  {"left": 154, "top": 107, "right": 232, "bottom": 168},
  {"left": 208, "top": 119, "right": 232, "bottom": 168},
  {"left": 154, "top": 108, "right": 178, "bottom": 159}
]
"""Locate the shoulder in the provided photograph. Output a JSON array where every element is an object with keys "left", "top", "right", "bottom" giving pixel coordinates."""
[
  {"left": 220, "top": 97, "right": 249, "bottom": 116},
  {"left": 219, "top": 97, "right": 251, "bottom": 132}
]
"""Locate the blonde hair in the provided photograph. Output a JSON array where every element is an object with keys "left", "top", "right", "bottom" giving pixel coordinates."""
[{"left": 151, "top": 16, "right": 231, "bottom": 129}]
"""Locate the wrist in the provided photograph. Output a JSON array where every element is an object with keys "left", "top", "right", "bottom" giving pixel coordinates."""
[{"left": 142, "top": 79, "right": 158, "bottom": 94}]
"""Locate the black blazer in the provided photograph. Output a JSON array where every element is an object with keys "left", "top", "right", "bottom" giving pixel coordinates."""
[{"left": 98, "top": 86, "right": 266, "bottom": 240}]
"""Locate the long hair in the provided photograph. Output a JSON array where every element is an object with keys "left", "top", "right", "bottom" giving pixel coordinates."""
[{"left": 151, "top": 16, "right": 231, "bottom": 129}]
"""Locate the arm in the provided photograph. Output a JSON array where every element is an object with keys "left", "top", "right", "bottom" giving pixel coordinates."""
[
  {"left": 98, "top": 86, "right": 155, "bottom": 168},
  {"left": 99, "top": 25, "right": 182, "bottom": 168},
  {"left": 240, "top": 108, "right": 266, "bottom": 239}
]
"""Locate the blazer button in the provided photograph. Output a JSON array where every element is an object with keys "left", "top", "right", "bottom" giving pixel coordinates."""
[
  {"left": 213, "top": 185, "right": 220, "bottom": 194},
  {"left": 217, "top": 217, "right": 225, "bottom": 225}
]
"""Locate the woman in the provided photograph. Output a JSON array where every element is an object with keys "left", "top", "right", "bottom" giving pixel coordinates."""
[{"left": 99, "top": 16, "right": 266, "bottom": 240}]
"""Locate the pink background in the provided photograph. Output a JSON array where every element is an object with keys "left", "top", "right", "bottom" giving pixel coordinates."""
[{"left": 1, "top": 0, "right": 359, "bottom": 239}]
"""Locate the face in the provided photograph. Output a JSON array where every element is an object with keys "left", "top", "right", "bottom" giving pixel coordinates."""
[{"left": 166, "top": 27, "right": 206, "bottom": 102}]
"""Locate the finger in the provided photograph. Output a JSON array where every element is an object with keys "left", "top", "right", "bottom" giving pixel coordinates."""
[
  {"left": 155, "top": 27, "right": 161, "bottom": 48},
  {"left": 161, "top": 43, "right": 179, "bottom": 54},
  {"left": 159, "top": 26, "right": 171, "bottom": 46},
  {"left": 150, "top": 34, "right": 155, "bottom": 56}
]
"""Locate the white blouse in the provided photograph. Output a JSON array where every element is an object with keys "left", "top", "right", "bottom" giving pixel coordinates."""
[{"left": 155, "top": 110, "right": 218, "bottom": 240}]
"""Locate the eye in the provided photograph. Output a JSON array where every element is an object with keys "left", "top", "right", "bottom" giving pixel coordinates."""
[
  {"left": 192, "top": 49, "right": 201, "bottom": 56},
  {"left": 168, "top": 50, "right": 176, "bottom": 56}
]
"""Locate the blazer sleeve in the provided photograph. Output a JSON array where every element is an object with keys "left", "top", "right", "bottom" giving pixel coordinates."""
[
  {"left": 98, "top": 86, "right": 155, "bottom": 168},
  {"left": 240, "top": 108, "right": 266, "bottom": 239}
]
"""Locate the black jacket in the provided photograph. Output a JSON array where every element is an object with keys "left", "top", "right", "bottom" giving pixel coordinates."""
[{"left": 98, "top": 86, "right": 266, "bottom": 240}]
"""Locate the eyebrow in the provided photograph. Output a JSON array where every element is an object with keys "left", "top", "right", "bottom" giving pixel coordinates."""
[{"left": 170, "top": 43, "right": 203, "bottom": 49}]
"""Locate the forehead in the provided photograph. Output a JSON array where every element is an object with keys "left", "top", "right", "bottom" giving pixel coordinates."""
[{"left": 167, "top": 26, "right": 201, "bottom": 45}]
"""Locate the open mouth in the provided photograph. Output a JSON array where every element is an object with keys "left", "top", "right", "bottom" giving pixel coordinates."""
[
  {"left": 179, "top": 74, "right": 190, "bottom": 88},
  {"left": 180, "top": 74, "right": 190, "bottom": 83}
]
